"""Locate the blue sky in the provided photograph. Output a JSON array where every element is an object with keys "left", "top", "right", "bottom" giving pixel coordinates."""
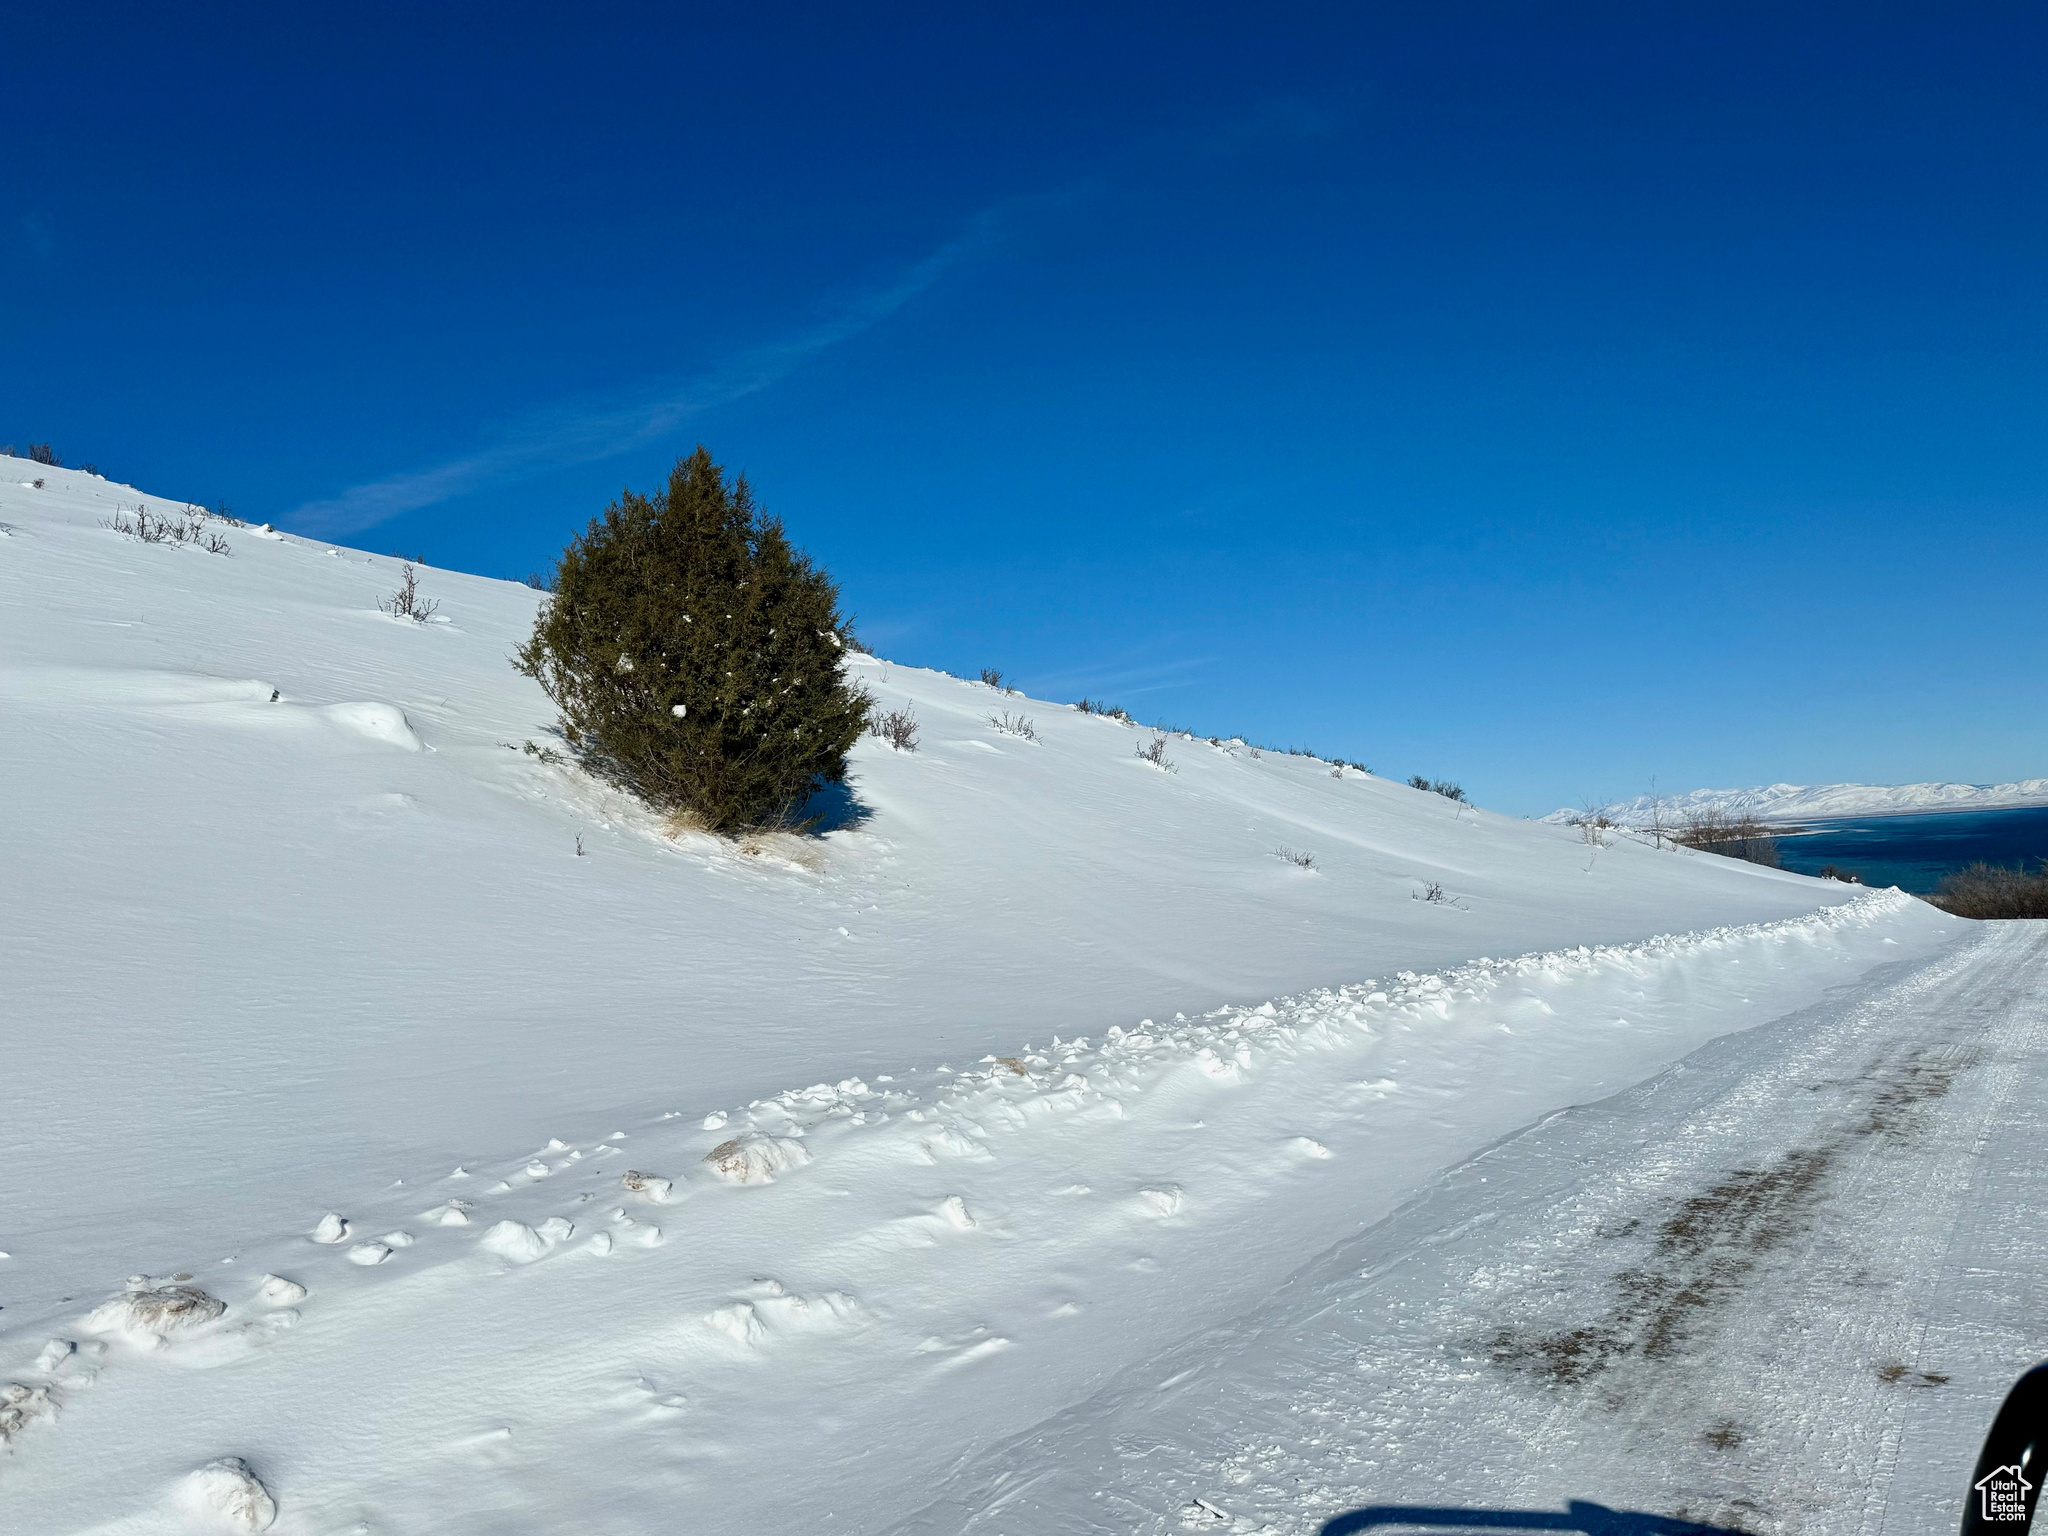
[{"left": 9, "top": 2, "right": 2046, "bottom": 814}]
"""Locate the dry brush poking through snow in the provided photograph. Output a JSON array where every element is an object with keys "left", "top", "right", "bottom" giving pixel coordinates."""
[
  {"left": 1135, "top": 733, "right": 1177, "bottom": 772},
  {"left": 704, "top": 1134, "right": 812, "bottom": 1184},
  {"left": 103, "top": 503, "right": 232, "bottom": 555},
  {"left": 377, "top": 560, "right": 441, "bottom": 622},
  {"left": 870, "top": 703, "right": 919, "bottom": 750}
]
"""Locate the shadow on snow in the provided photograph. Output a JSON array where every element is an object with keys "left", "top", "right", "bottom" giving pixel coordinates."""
[{"left": 1319, "top": 1501, "right": 1748, "bottom": 1535}]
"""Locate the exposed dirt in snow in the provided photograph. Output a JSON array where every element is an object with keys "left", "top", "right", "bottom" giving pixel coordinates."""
[{"left": 1486, "top": 1039, "right": 1978, "bottom": 1391}]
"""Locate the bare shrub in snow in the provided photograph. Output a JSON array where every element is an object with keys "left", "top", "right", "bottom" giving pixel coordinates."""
[
  {"left": 1568, "top": 801, "right": 1613, "bottom": 848},
  {"left": 27, "top": 442, "right": 60, "bottom": 466},
  {"left": 379, "top": 562, "right": 441, "bottom": 622},
  {"left": 988, "top": 711, "right": 1037, "bottom": 741},
  {"left": 1274, "top": 847, "right": 1315, "bottom": 871},
  {"left": 104, "top": 504, "right": 231, "bottom": 555},
  {"left": 872, "top": 705, "right": 919, "bottom": 751},
  {"left": 1419, "top": 881, "right": 1447, "bottom": 904},
  {"left": 1641, "top": 789, "right": 1676, "bottom": 850},
  {"left": 1408, "top": 775, "right": 1467, "bottom": 803},
  {"left": 1135, "top": 734, "right": 1177, "bottom": 773},
  {"left": 1076, "top": 698, "right": 1131, "bottom": 721},
  {"left": 1929, "top": 861, "right": 2048, "bottom": 919},
  {"left": 1675, "top": 810, "right": 1782, "bottom": 868},
  {"left": 978, "top": 667, "right": 1013, "bottom": 692}
]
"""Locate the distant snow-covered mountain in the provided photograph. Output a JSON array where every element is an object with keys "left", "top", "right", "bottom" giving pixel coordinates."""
[{"left": 1548, "top": 778, "right": 2048, "bottom": 827}]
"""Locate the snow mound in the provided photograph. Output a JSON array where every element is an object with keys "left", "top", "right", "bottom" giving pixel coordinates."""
[
  {"left": 309, "top": 1213, "right": 350, "bottom": 1244},
  {"left": 704, "top": 1134, "right": 811, "bottom": 1184},
  {"left": 704, "top": 1281, "right": 863, "bottom": 1347},
  {"left": 937, "top": 1194, "right": 977, "bottom": 1229},
  {"left": 84, "top": 1284, "right": 226, "bottom": 1345},
  {"left": 619, "top": 1170, "right": 673, "bottom": 1202},
  {"left": 318, "top": 701, "right": 424, "bottom": 751},
  {"left": 255, "top": 1275, "right": 306, "bottom": 1307},
  {"left": 179, "top": 1456, "right": 277, "bottom": 1532},
  {"left": 0, "top": 1381, "right": 58, "bottom": 1445},
  {"left": 479, "top": 1219, "right": 552, "bottom": 1263}
]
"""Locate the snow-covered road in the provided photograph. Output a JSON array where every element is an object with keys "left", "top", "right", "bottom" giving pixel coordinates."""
[{"left": 897, "top": 920, "right": 2048, "bottom": 1536}]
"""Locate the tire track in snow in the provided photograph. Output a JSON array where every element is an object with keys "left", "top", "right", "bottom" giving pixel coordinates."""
[
  {"left": 883, "top": 919, "right": 2044, "bottom": 1536},
  {"left": 1478, "top": 927, "right": 2037, "bottom": 1533}
]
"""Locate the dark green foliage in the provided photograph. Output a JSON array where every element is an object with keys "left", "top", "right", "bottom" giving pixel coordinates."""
[
  {"left": 1928, "top": 861, "right": 2048, "bottom": 919},
  {"left": 1075, "top": 698, "right": 1131, "bottom": 721},
  {"left": 514, "top": 447, "right": 870, "bottom": 833},
  {"left": 1408, "top": 775, "right": 1468, "bottom": 802}
]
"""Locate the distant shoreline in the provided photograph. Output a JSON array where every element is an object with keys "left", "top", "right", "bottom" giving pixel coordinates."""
[
  {"left": 1752, "top": 802, "right": 2048, "bottom": 827},
  {"left": 1553, "top": 785, "right": 2048, "bottom": 828}
]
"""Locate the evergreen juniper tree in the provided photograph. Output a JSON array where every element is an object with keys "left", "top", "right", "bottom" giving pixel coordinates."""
[{"left": 515, "top": 447, "right": 871, "bottom": 832}]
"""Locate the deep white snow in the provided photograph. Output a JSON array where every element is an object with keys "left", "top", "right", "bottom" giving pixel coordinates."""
[
  {"left": 0, "top": 461, "right": 2000, "bottom": 1533},
  {"left": 1553, "top": 779, "right": 2048, "bottom": 828}
]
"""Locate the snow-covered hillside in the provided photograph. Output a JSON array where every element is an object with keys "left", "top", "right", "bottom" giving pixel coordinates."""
[
  {"left": 0, "top": 461, "right": 1966, "bottom": 1533},
  {"left": 1550, "top": 778, "right": 2048, "bottom": 828}
]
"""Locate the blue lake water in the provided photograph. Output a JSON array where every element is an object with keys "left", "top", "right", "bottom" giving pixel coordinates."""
[{"left": 1773, "top": 806, "right": 2048, "bottom": 893}]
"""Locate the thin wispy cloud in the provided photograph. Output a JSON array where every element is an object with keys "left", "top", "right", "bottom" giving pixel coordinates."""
[
  {"left": 1028, "top": 653, "right": 1212, "bottom": 702},
  {"left": 283, "top": 92, "right": 1325, "bottom": 541},
  {"left": 284, "top": 200, "right": 1041, "bottom": 539}
]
